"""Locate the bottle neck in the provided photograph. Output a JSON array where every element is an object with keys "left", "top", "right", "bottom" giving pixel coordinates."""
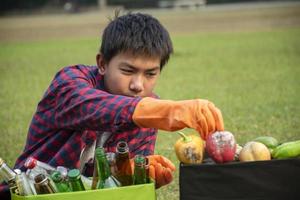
[
  {"left": 96, "top": 154, "right": 111, "bottom": 180},
  {"left": 133, "top": 155, "right": 147, "bottom": 184},
  {"left": 67, "top": 169, "right": 85, "bottom": 191},
  {"left": 34, "top": 174, "right": 56, "bottom": 194},
  {"left": 115, "top": 142, "right": 131, "bottom": 170},
  {"left": 134, "top": 155, "right": 146, "bottom": 168},
  {"left": 116, "top": 141, "right": 130, "bottom": 155},
  {"left": 0, "top": 162, "right": 16, "bottom": 182}
]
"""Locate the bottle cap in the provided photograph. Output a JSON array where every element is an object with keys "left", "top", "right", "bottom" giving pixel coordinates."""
[
  {"left": 67, "top": 169, "right": 81, "bottom": 180},
  {"left": 51, "top": 171, "right": 63, "bottom": 182},
  {"left": 24, "top": 157, "right": 37, "bottom": 169}
]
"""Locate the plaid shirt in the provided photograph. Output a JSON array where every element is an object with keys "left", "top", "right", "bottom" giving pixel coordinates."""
[{"left": 13, "top": 64, "right": 157, "bottom": 173}]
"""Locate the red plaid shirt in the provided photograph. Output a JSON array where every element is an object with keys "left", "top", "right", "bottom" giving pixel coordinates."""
[{"left": 11, "top": 65, "right": 157, "bottom": 173}]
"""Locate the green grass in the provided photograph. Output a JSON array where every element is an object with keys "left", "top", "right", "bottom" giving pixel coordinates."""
[{"left": 0, "top": 28, "right": 300, "bottom": 199}]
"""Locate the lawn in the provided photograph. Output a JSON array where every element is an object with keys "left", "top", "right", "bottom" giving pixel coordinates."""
[{"left": 0, "top": 3, "right": 300, "bottom": 200}]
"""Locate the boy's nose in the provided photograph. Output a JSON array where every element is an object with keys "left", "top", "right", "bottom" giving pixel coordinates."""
[{"left": 129, "top": 75, "right": 144, "bottom": 94}]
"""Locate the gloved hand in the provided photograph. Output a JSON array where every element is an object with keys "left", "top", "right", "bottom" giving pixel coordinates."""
[
  {"left": 125, "top": 155, "right": 175, "bottom": 189},
  {"left": 147, "top": 155, "right": 176, "bottom": 189},
  {"left": 133, "top": 97, "right": 224, "bottom": 140}
]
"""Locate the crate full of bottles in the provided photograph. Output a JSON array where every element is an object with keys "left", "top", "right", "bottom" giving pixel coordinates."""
[{"left": 0, "top": 141, "right": 156, "bottom": 200}]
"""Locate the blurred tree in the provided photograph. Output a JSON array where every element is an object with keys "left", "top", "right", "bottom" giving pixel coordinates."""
[
  {"left": 1, "top": 0, "right": 293, "bottom": 14},
  {"left": 108, "top": 0, "right": 160, "bottom": 9}
]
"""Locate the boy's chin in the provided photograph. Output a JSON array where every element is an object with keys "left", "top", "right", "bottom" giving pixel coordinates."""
[
  {"left": 111, "top": 90, "right": 149, "bottom": 98},
  {"left": 123, "top": 93, "right": 146, "bottom": 98}
]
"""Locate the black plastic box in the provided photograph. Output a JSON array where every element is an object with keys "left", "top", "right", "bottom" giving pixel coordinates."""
[{"left": 179, "top": 158, "right": 300, "bottom": 200}]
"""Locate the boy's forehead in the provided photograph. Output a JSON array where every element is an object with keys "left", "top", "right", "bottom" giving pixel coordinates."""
[{"left": 117, "top": 51, "right": 161, "bottom": 62}]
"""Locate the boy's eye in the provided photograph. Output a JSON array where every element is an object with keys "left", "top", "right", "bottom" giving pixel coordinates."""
[
  {"left": 146, "top": 72, "right": 157, "bottom": 77},
  {"left": 121, "top": 68, "right": 134, "bottom": 74}
]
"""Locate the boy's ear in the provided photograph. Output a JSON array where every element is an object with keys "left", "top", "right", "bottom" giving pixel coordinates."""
[{"left": 96, "top": 53, "right": 106, "bottom": 75}]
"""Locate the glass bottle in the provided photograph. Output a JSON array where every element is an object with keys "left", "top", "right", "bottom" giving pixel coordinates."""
[
  {"left": 56, "top": 166, "right": 68, "bottom": 179},
  {"left": 133, "top": 155, "right": 147, "bottom": 185},
  {"left": 115, "top": 141, "right": 133, "bottom": 186},
  {"left": 50, "top": 171, "right": 70, "bottom": 193},
  {"left": 145, "top": 157, "right": 150, "bottom": 183},
  {"left": 67, "top": 169, "right": 85, "bottom": 191},
  {"left": 95, "top": 147, "right": 120, "bottom": 189},
  {"left": 24, "top": 157, "right": 56, "bottom": 178},
  {"left": 106, "top": 152, "right": 118, "bottom": 177},
  {"left": 15, "top": 169, "right": 37, "bottom": 195},
  {"left": 34, "top": 174, "right": 56, "bottom": 194},
  {"left": 0, "top": 157, "right": 18, "bottom": 193},
  {"left": 15, "top": 172, "right": 34, "bottom": 196}
]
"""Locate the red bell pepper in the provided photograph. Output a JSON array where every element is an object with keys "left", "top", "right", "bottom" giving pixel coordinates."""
[{"left": 206, "top": 131, "right": 236, "bottom": 163}]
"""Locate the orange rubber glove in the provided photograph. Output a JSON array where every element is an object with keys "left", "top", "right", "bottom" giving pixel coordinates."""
[
  {"left": 125, "top": 155, "right": 175, "bottom": 189},
  {"left": 147, "top": 155, "right": 176, "bottom": 189},
  {"left": 133, "top": 97, "right": 224, "bottom": 140}
]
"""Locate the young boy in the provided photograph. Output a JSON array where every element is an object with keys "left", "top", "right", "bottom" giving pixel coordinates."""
[{"left": 0, "top": 12, "right": 223, "bottom": 196}]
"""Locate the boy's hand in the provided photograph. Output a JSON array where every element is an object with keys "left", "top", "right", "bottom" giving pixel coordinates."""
[
  {"left": 133, "top": 97, "right": 224, "bottom": 140},
  {"left": 126, "top": 155, "right": 175, "bottom": 188},
  {"left": 147, "top": 155, "right": 175, "bottom": 189}
]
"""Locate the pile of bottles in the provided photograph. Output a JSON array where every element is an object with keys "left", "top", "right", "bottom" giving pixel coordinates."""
[{"left": 0, "top": 141, "right": 150, "bottom": 196}]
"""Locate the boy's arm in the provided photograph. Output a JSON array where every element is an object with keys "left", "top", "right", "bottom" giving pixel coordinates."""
[
  {"left": 44, "top": 67, "right": 141, "bottom": 132},
  {"left": 133, "top": 97, "right": 224, "bottom": 140}
]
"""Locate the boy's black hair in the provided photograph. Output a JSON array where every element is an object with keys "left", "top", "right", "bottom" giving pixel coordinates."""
[{"left": 100, "top": 12, "right": 173, "bottom": 70}]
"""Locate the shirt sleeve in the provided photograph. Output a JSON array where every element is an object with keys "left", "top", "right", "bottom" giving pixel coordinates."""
[{"left": 38, "top": 66, "right": 141, "bottom": 133}]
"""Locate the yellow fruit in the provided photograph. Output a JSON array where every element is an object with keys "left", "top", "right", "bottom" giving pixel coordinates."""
[
  {"left": 239, "top": 141, "right": 271, "bottom": 162},
  {"left": 174, "top": 132, "right": 204, "bottom": 164}
]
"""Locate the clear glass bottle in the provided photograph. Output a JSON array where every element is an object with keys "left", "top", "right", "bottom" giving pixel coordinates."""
[
  {"left": 56, "top": 166, "right": 68, "bottom": 179},
  {"left": 67, "top": 169, "right": 85, "bottom": 191},
  {"left": 115, "top": 141, "right": 133, "bottom": 186},
  {"left": 106, "top": 152, "right": 118, "bottom": 177},
  {"left": 95, "top": 147, "right": 120, "bottom": 189},
  {"left": 133, "top": 155, "right": 147, "bottom": 185},
  {"left": 15, "top": 172, "right": 34, "bottom": 196},
  {"left": 24, "top": 157, "right": 56, "bottom": 183},
  {"left": 0, "top": 157, "right": 18, "bottom": 194}
]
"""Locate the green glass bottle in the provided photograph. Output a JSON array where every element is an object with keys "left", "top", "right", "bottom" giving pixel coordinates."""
[
  {"left": 145, "top": 157, "right": 150, "bottom": 183},
  {"left": 133, "top": 155, "right": 147, "bottom": 185},
  {"left": 95, "top": 147, "right": 120, "bottom": 189},
  {"left": 67, "top": 169, "right": 85, "bottom": 191},
  {"left": 115, "top": 141, "right": 133, "bottom": 186},
  {"left": 51, "top": 171, "right": 70, "bottom": 193}
]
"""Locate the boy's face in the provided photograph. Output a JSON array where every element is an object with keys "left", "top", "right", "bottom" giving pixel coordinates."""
[{"left": 97, "top": 52, "right": 161, "bottom": 97}]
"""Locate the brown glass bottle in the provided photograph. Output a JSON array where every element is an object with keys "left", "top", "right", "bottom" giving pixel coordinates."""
[
  {"left": 115, "top": 141, "right": 133, "bottom": 186},
  {"left": 34, "top": 174, "right": 56, "bottom": 194}
]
